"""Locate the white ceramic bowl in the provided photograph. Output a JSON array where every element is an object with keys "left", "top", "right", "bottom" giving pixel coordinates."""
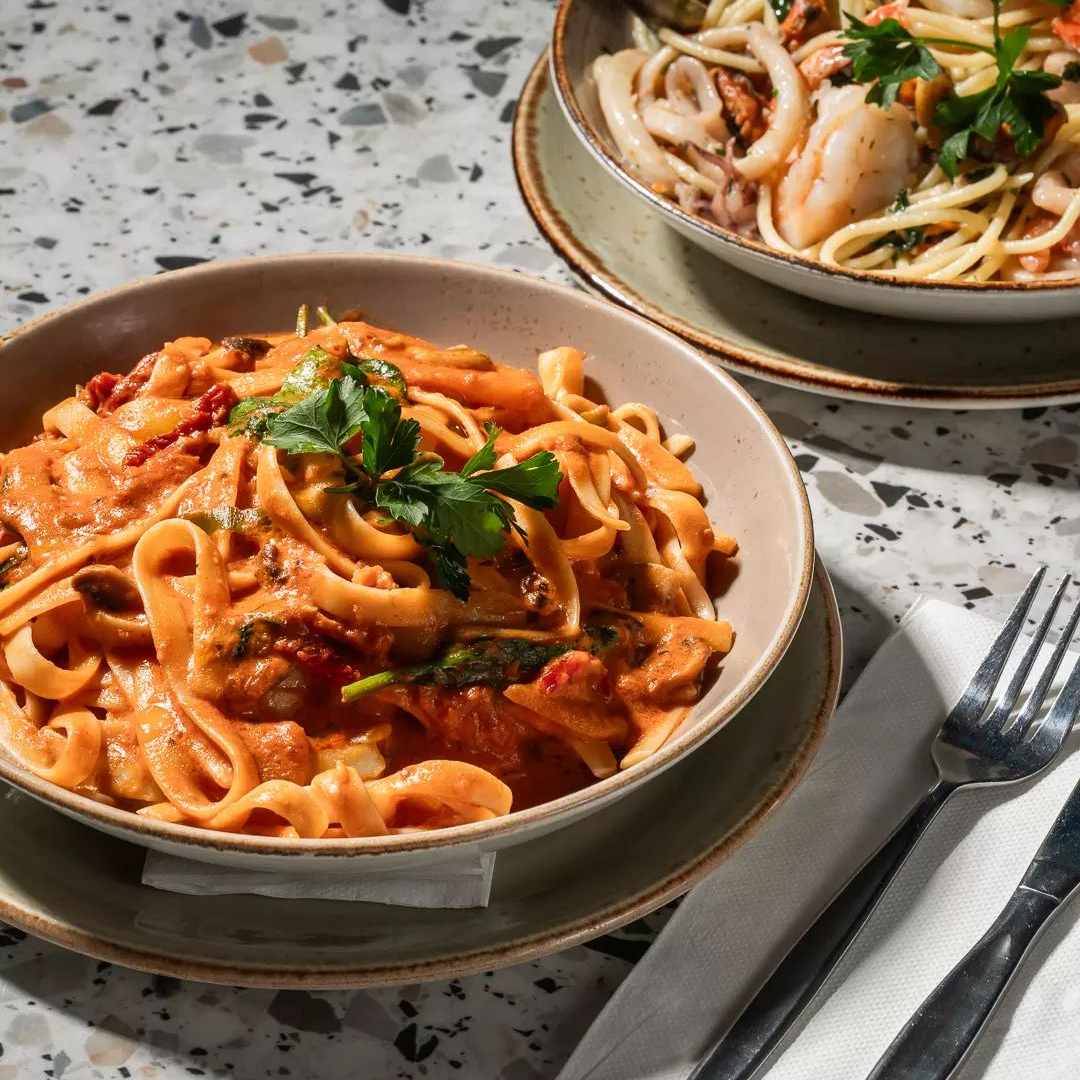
[
  {"left": 0, "top": 253, "right": 813, "bottom": 871},
  {"left": 552, "top": 0, "right": 1080, "bottom": 323}
]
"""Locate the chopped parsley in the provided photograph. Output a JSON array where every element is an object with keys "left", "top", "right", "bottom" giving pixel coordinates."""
[
  {"left": 842, "top": 0, "right": 1069, "bottom": 179},
  {"left": 237, "top": 366, "right": 562, "bottom": 601}
]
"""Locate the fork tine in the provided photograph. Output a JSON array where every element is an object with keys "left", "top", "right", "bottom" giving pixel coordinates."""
[
  {"left": 1017, "top": 588, "right": 1080, "bottom": 743},
  {"left": 946, "top": 566, "right": 1046, "bottom": 726},
  {"left": 985, "top": 574, "right": 1071, "bottom": 732}
]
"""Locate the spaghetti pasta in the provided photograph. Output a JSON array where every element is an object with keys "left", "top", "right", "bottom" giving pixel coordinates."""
[
  {"left": 592, "top": 0, "right": 1080, "bottom": 281},
  {"left": 0, "top": 315, "right": 736, "bottom": 838}
]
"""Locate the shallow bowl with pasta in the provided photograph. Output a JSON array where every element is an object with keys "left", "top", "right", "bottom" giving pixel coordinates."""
[
  {"left": 0, "top": 254, "right": 812, "bottom": 872},
  {"left": 553, "top": 0, "right": 1080, "bottom": 322}
]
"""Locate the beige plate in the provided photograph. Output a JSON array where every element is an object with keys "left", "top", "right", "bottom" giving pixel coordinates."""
[
  {"left": 0, "top": 560, "right": 839, "bottom": 989},
  {"left": 514, "top": 54, "right": 1080, "bottom": 408}
]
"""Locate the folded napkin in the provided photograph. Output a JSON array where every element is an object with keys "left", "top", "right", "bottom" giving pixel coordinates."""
[
  {"left": 142, "top": 849, "right": 495, "bottom": 908},
  {"left": 559, "top": 595, "right": 1080, "bottom": 1080}
]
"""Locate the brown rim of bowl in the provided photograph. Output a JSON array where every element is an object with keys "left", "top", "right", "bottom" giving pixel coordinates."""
[
  {"left": 0, "top": 559, "right": 841, "bottom": 989},
  {"left": 550, "top": 0, "right": 1080, "bottom": 296},
  {"left": 514, "top": 53, "right": 1080, "bottom": 406},
  {"left": 0, "top": 251, "right": 815, "bottom": 859}
]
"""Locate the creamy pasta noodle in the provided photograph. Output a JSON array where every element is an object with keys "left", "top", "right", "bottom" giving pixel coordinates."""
[
  {"left": 593, "top": 0, "right": 1080, "bottom": 281},
  {"left": 0, "top": 309, "right": 735, "bottom": 838}
]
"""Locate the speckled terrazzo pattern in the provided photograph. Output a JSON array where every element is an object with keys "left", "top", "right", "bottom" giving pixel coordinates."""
[{"left": 2, "top": 0, "right": 1080, "bottom": 1076}]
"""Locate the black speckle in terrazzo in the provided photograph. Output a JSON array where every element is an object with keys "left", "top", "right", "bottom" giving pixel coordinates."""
[
  {"left": 394, "top": 1022, "right": 439, "bottom": 1063},
  {"left": 155, "top": 255, "right": 211, "bottom": 271},
  {"left": 582, "top": 935, "right": 652, "bottom": 963},
  {"left": 268, "top": 991, "right": 341, "bottom": 1034},
  {"left": 85, "top": 98, "right": 123, "bottom": 117},
  {"left": 871, "top": 481, "right": 909, "bottom": 508},
  {"left": 866, "top": 523, "right": 900, "bottom": 542},
  {"left": 211, "top": 14, "right": 247, "bottom": 38},
  {"left": 475, "top": 36, "right": 521, "bottom": 58}
]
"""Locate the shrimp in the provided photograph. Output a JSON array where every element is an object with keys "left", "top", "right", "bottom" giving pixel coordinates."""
[
  {"left": 864, "top": 3, "right": 910, "bottom": 26},
  {"left": 798, "top": 44, "right": 851, "bottom": 91},
  {"left": 779, "top": 0, "right": 837, "bottom": 49},
  {"left": 773, "top": 84, "right": 918, "bottom": 250}
]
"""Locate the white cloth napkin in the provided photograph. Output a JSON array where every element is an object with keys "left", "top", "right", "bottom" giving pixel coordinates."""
[
  {"left": 142, "top": 849, "right": 495, "bottom": 908},
  {"left": 559, "top": 596, "right": 1080, "bottom": 1080}
]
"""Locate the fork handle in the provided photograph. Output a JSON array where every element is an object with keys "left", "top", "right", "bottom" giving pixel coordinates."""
[
  {"left": 690, "top": 779, "right": 957, "bottom": 1080},
  {"left": 865, "top": 885, "right": 1062, "bottom": 1080}
]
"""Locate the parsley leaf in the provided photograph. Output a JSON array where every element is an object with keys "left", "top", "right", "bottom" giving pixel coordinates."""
[
  {"left": 360, "top": 387, "right": 421, "bottom": 476},
  {"left": 427, "top": 543, "right": 472, "bottom": 600},
  {"left": 460, "top": 422, "right": 500, "bottom": 478},
  {"left": 264, "top": 375, "right": 367, "bottom": 456},
  {"left": 842, "top": 0, "right": 1063, "bottom": 181},
  {"left": 842, "top": 16, "right": 946, "bottom": 109},
  {"left": 471, "top": 452, "right": 563, "bottom": 510},
  {"left": 873, "top": 225, "right": 926, "bottom": 253}
]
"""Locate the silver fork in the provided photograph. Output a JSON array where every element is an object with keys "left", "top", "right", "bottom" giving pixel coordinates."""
[{"left": 692, "top": 566, "right": 1080, "bottom": 1080}]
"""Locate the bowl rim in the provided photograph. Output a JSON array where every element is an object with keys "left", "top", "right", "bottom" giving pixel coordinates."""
[
  {"left": 551, "top": 0, "right": 1080, "bottom": 297},
  {"left": 0, "top": 251, "right": 815, "bottom": 858}
]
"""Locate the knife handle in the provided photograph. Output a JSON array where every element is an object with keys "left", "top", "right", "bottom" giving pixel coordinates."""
[
  {"left": 866, "top": 885, "right": 1061, "bottom": 1080},
  {"left": 690, "top": 780, "right": 957, "bottom": 1080}
]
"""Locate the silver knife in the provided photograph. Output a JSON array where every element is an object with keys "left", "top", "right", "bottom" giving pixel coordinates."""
[{"left": 866, "top": 768, "right": 1080, "bottom": 1080}]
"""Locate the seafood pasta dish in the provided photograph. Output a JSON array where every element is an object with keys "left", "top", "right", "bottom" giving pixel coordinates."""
[
  {"left": 0, "top": 307, "right": 735, "bottom": 838},
  {"left": 593, "top": 0, "right": 1080, "bottom": 281}
]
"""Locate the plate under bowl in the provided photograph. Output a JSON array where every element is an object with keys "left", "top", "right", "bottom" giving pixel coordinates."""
[
  {"left": 551, "top": 0, "right": 1080, "bottom": 322},
  {"left": 0, "top": 559, "right": 840, "bottom": 988},
  {"left": 0, "top": 253, "right": 814, "bottom": 871},
  {"left": 514, "top": 54, "right": 1080, "bottom": 407}
]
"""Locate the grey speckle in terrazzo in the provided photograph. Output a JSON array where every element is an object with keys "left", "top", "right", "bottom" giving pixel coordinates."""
[{"left": 2, "top": 0, "right": 1080, "bottom": 1077}]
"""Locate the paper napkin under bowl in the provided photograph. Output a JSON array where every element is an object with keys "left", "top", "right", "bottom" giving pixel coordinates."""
[{"left": 142, "top": 848, "right": 495, "bottom": 908}]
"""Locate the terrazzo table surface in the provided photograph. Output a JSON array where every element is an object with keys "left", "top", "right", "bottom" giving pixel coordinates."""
[{"left": 2, "top": 1, "right": 1080, "bottom": 1076}]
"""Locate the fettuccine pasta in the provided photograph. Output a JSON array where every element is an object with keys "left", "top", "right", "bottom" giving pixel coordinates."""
[{"left": 0, "top": 312, "right": 736, "bottom": 838}]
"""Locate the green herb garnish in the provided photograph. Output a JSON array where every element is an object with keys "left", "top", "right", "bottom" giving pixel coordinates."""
[
  {"left": 842, "top": 15, "right": 948, "bottom": 110},
  {"left": 842, "top": 0, "right": 1068, "bottom": 179},
  {"left": 340, "top": 625, "right": 619, "bottom": 701},
  {"left": 873, "top": 225, "right": 926, "bottom": 253},
  {"left": 245, "top": 367, "right": 562, "bottom": 600}
]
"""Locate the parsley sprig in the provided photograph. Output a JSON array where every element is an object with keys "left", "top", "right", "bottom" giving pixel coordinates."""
[
  {"left": 842, "top": 0, "right": 1067, "bottom": 179},
  {"left": 246, "top": 365, "right": 562, "bottom": 601}
]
